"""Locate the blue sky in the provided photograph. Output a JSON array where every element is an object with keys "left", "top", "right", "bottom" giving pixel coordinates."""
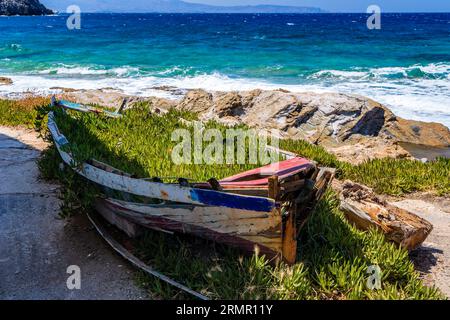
[{"left": 185, "top": 0, "right": 450, "bottom": 12}]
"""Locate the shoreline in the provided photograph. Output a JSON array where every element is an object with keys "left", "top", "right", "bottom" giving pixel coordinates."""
[
  {"left": 1, "top": 86, "right": 450, "bottom": 163},
  {"left": 1, "top": 81, "right": 450, "bottom": 128},
  {"left": 1, "top": 65, "right": 450, "bottom": 129}
]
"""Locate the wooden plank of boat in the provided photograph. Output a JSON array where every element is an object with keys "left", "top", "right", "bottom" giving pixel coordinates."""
[
  {"left": 193, "top": 156, "right": 314, "bottom": 197},
  {"left": 95, "top": 198, "right": 284, "bottom": 260},
  {"left": 219, "top": 157, "right": 314, "bottom": 187},
  {"left": 51, "top": 96, "right": 122, "bottom": 118},
  {"left": 337, "top": 180, "right": 433, "bottom": 251},
  {"left": 85, "top": 211, "right": 209, "bottom": 300}
]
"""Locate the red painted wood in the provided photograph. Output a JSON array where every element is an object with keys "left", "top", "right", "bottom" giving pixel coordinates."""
[{"left": 218, "top": 157, "right": 313, "bottom": 187}]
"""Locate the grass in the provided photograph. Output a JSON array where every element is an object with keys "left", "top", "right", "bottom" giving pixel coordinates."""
[
  {"left": 280, "top": 139, "right": 450, "bottom": 196},
  {"left": 1, "top": 99, "right": 446, "bottom": 299},
  {"left": 344, "top": 157, "right": 450, "bottom": 196},
  {"left": 0, "top": 97, "right": 50, "bottom": 127},
  {"left": 36, "top": 101, "right": 450, "bottom": 196}
]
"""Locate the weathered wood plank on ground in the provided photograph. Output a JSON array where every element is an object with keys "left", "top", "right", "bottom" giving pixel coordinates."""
[{"left": 336, "top": 180, "right": 433, "bottom": 251}]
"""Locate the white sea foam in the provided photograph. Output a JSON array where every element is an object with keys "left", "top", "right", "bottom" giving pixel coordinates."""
[
  {"left": 30, "top": 65, "right": 140, "bottom": 77},
  {"left": 312, "top": 63, "right": 450, "bottom": 80},
  {"left": 312, "top": 70, "right": 368, "bottom": 79},
  {"left": 316, "top": 79, "right": 450, "bottom": 127},
  {"left": 1, "top": 63, "right": 449, "bottom": 128}
]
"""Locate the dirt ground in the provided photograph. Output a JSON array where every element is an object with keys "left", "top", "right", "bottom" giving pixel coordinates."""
[
  {"left": 390, "top": 195, "right": 450, "bottom": 298},
  {"left": 0, "top": 126, "right": 147, "bottom": 300}
]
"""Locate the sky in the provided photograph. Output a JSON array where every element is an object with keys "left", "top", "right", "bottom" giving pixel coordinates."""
[
  {"left": 184, "top": 0, "right": 450, "bottom": 12},
  {"left": 40, "top": 0, "right": 450, "bottom": 13}
]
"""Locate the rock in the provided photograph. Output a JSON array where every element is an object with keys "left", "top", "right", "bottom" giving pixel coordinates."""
[
  {"left": 57, "top": 89, "right": 129, "bottom": 110},
  {"left": 173, "top": 89, "right": 450, "bottom": 163},
  {"left": 214, "top": 92, "right": 244, "bottom": 117},
  {"left": 0, "top": 77, "right": 13, "bottom": 85},
  {"left": 49, "top": 87, "right": 78, "bottom": 93},
  {"left": 0, "top": 0, "right": 53, "bottom": 16},
  {"left": 387, "top": 117, "right": 450, "bottom": 148},
  {"left": 178, "top": 89, "right": 212, "bottom": 114},
  {"left": 42, "top": 87, "right": 450, "bottom": 164}
]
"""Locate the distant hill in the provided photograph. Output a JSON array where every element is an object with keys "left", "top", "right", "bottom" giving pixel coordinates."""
[
  {"left": 41, "top": 0, "right": 325, "bottom": 13},
  {"left": 0, "top": 0, "right": 53, "bottom": 15}
]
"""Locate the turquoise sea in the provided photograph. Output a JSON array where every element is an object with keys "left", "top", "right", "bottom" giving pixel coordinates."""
[{"left": 0, "top": 13, "right": 449, "bottom": 127}]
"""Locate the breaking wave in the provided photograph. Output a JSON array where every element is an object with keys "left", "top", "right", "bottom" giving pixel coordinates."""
[
  {"left": 1, "top": 63, "right": 449, "bottom": 128},
  {"left": 310, "top": 63, "right": 450, "bottom": 81}
]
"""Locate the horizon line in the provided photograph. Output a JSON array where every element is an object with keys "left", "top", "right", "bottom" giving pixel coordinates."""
[{"left": 51, "top": 11, "right": 450, "bottom": 14}]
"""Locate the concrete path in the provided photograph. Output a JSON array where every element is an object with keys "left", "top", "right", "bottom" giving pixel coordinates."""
[
  {"left": 392, "top": 196, "right": 450, "bottom": 298},
  {"left": 0, "top": 126, "right": 147, "bottom": 300}
]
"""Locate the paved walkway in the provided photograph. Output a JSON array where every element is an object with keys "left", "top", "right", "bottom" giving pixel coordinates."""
[
  {"left": 392, "top": 197, "right": 450, "bottom": 298},
  {"left": 0, "top": 126, "right": 147, "bottom": 300}
]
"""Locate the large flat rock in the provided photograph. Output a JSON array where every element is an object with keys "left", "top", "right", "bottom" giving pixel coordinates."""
[{"left": 176, "top": 89, "right": 450, "bottom": 163}]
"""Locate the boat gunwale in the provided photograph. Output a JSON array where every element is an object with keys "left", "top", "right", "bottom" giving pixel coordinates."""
[
  {"left": 47, "top": 111, "right": 278, "bottom": 212},
  {"left": 52, "top": 97, "right": 123, "bottom": 118}
]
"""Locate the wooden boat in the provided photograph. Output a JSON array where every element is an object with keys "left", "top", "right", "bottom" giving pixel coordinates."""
[
  {"left": 47, "top": 101, "right": 335, "bottom": 264},
  {"left": 51, "top": 96, "right": 123, "bottom": 118}
]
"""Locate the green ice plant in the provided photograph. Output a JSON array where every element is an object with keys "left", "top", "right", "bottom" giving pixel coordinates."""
[{"left": 33, "top": 101, "right": 450, "bottom": 196}]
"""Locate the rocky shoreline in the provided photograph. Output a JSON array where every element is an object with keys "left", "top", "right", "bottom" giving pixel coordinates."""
[
  {"left": 0, "top": 0, "right": 53, "bottom": 16},
  {"left": 1, "top": 84, "right": 450, "bottom": 163},
  {"left": 51, "top": 87, "right": 450, "bottom": 164}
]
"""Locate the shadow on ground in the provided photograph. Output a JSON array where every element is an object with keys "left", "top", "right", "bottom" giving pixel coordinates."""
[{"left": 0, "top": 128, "right": 147, "bottom": 300}]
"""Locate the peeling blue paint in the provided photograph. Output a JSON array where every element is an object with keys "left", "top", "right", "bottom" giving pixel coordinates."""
[
  {"left": 190, "top": 189, "right": 275, "bottom": 212},
  {"left": 59, "top": 100, "right": 122, "bottom": 118}
]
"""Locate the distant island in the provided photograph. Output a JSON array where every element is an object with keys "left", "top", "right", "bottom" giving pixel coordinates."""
[
  {"left": 41, "top": 0, "right": 325, "bottom": 14},
  {"left": 0, "top": 0, "right": 53, "bottom": 15}
]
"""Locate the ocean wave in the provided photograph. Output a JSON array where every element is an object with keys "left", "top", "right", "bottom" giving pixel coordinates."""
[
  {"left": 29, "top": 64, "right": 141, "bottom": 77},
  {"left": 16, "top": 64, "right": 198, "bottom": 79},
  {"left": 156, "top": 66, "right": 193, "bottom": 76},
  {"left": 310, "top": 63, "right": 450, "bottom": 81},
  {"left": 1, "top": 68, "right": 449, "bottom": 128},
  {"left": 0, "top": 43, "right": 23, "bottom": 52},
  {"left": 312, "top": 70, "right": 367, "bottom": 79}
]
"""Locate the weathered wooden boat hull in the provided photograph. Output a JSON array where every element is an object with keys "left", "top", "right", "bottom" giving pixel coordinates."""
[
  {"left": 95, "top": 198, "right": 283, "bottom": 260},
  {"left": 47, "top": 107, "right": 335, "bottom": 264}
]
